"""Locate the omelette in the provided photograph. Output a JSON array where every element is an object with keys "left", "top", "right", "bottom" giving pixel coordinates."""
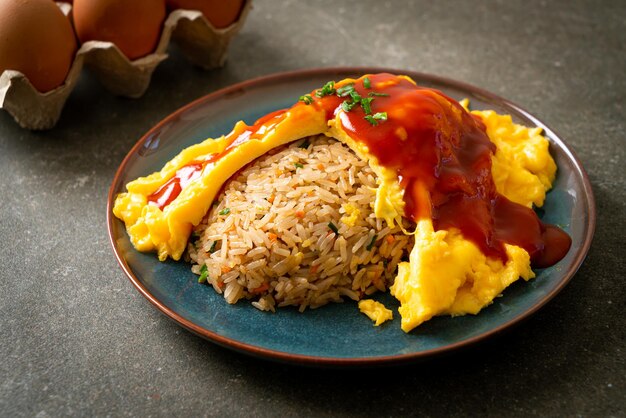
[{"left": 113, "top": 73, "right": 571, "bottom": 332}]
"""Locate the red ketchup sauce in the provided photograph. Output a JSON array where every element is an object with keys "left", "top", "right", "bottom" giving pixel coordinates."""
[{"left": 310, "top": 73, "right": 570, "bottom": 268}]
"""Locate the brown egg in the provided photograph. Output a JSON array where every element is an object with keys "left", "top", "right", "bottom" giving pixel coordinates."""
[
  {"left": 167, "top": 0, "right": 244, "bottom": 29},
  {"left": 73, "top": 0, "right": 166, "bottom": 60},
  {"left": 0, "top": 0, "right": 77, "bottom": 93}
]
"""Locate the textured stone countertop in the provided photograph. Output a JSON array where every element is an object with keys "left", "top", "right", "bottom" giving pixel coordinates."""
[{"left": 1, "top": 0, "right": 624, "bottom": 416}]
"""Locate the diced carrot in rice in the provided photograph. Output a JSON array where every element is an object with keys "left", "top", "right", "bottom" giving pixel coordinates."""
[{"left": 250, "top": 282, "right": 270, "bottom": 294}]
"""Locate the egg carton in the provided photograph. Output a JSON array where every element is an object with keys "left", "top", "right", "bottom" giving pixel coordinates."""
[{"left": 0, "top": 1, "right": 252, "bottom": 130}]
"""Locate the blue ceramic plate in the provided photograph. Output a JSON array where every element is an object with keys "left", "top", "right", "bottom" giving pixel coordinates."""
[{"left": 107, "top": 68, "right": 595, "bottom": 366}]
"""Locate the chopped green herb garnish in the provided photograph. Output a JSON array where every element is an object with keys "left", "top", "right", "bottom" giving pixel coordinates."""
[
  {"left": 328, "top": 222, "right": 339, "bottom": 234},
  {"left": 336, "top": 83, "right": 355, "bottom": 97},
  {"left": 299, "top": 94, "right": 314, "bottom": 105},
  {"left": 360, "top": 97, "right": 374, "bottom": 114},
  {"left": 366, "top": 234, "right": 378, "bottom": 251},
  {"left": 349, "top": 91, "right": 362, "bottom": 104},
  {"left": 298, "top": 139, "right": 310, "bottom": 149},
  {"left": 198, "top": 265, "right": 208, "bottom": 283},
  {"left": 294, "top": 162, "right": 304, "bottom": 169},
  {"left": 324, "top": 81, "right": 336, "bottom": 94},
  {"left": 209, "top": 241, "right": 217, "bottom": 253},
  {"left": 364, "top": 112, "right": 388, "bottom": 126},
  {"left": 218, "top": 208, "right": 231, "bottom": 216},
  {"left": 372, "top": 112, "right": 387, "bottom": 120},
  {"left": 341, "top": 100, "right": 357, "bottom": 112},
  {"left": 310, "top": 80, "right": 389, "bottom": 126},
  {"left": 364, "top": 115, "right": 379, "bottom": 126},
  {"left": 315, "top": 81, "right": 336, "bottom": 97},
  {"left": 191, "top": 230, "right": 201, "bottom": 239}
]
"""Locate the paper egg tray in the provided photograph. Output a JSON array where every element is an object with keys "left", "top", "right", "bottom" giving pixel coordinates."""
[{"left": 0, "top": 1, "right": 252, "bottom": 130}]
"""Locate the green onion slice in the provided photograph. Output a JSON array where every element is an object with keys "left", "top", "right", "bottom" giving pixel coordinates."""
[
  {"left": 299, "top": 94, "right": 314, "bottom": 105},
  {"left": 341, "top": 101, "right": 357, "bottom": 112},
  {"left": 364, "top": 112, "right": 388, "bottom": 126},
  {"left": 360, "top": 97, "right": 374, "bottom": 114},
  {"left": 198, "top": 265, "right": 208, "bottom": 283},
  {"left": 336, "top": 83, "right": 355, "bottom": 97},
  {"left": 315, "top": 81, "right": 336, "bottom": 97}
]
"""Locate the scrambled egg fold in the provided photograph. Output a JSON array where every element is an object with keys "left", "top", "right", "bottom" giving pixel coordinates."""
[
  {"left": 390, "top": 219, "right": 535, "bottom": 332},
  {"left": 459, "top": 100, "right": 556, "bottom": 209},
  {"left": 114, "top": 76, "right": 557, "bottom": 332},
  {"left": 475, "top": 110, "right": 556, "bottom": 208}
]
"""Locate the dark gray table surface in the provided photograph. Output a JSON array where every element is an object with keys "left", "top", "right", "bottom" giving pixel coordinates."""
[{"left": 1, "top": 0, "right": 624, "bottom": 416}]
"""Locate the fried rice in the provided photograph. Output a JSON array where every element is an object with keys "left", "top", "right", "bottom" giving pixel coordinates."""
[{"left": 187, "top": 135, "right": 413, "bottom": 312}]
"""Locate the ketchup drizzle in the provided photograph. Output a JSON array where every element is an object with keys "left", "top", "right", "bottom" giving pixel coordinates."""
[{"left": 322, "top": 73, "right": 570, "bottom": 267}]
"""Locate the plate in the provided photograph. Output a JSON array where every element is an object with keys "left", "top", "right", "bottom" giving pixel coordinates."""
[{"left": 107, "top": 68, "right": 595, "bottom": 366}]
